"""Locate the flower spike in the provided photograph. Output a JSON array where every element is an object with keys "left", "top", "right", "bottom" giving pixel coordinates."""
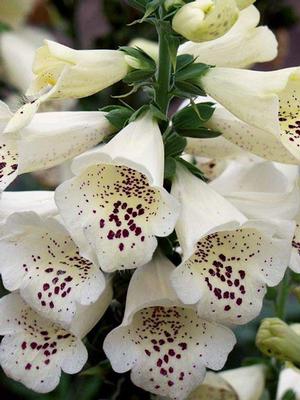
[
  {"left": 104, "top": 253, "right": 236, "bottom": 400},
  {"left": 55, "top": 113, "right": 180, "bottom": 272}
]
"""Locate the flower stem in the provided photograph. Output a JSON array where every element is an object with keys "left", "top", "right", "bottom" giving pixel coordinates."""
[
  {"left": 155, "top": 20, "right": 172, "bottom": 115},
  {"left": 275, "top": 270, "right": 291, "bottom": 320}
]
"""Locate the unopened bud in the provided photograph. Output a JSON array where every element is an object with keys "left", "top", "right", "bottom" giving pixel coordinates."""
[
  {"left": 256, "top": 318, "right": 300, "bottom": 365},
  {"left": 164, "top": 0, "right": 184, "bottom": 12},
  {"left": 172, "top": 0, "right": 239, "bottom": 43}
]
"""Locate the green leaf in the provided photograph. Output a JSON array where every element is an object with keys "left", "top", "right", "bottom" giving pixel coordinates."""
[
  {"left": 176, "top": 128, "right": 222, "bottom": 138},
  {"left": 163, "top": 130, "right": 187, "bottom": 158},
  {"left": 127, "top": 0, "right": 148, "bottom": 11},
  {"left": 123, "top": 69, "right": 155, "bottom": 84},
  {"left": 0, "top": 22, "right": 10, "bottom": 32},
  {"left": 175, "top": 54, "right": 195, "bottom": 72},
  {"left": 266, "top": 286, "right": 277, "bottom": 301},
  {"left": 175, "top": 62, "right": 212, "bottom": 82},
  {"left": 149, "top": 104, "right": 168, "bottom": 121},
  {"left": 173, "top": 102, "right": 216, "bottom": 130},
  {"left": 100, "top": 106, "right": 134, "bottom": 130},
  {"left": 176, "top": 157, "right": 207, "bottom": 181},
  {"left": 120, "top": 46, "right": 156, "bottom": 70},
  {"left": 167, "top": 34, "right": 181, "bottom": 71},
  {"left": 173, "top": 81, "right": 206, "bottom": 98},
  {"left": 164, "top": 156, "right": 177, "bottom": 180}
]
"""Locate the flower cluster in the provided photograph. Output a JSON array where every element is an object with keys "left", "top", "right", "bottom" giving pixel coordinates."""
[{"left": 0, "top": 0, "right": 300, "bottom": 398}]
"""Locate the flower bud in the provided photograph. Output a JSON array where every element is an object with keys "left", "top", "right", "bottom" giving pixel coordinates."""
[
  {"left": 172, "top": 0, "right": 239, "bottom": 43},
  {"left": 164, "top": 0, "right": 184, "bottom": 11},
  {"left": 256, "top": 318, "right": 300, "bottom": 364},
  {"left": 235, "top": 0, "right": 256, "bottom": 10}
]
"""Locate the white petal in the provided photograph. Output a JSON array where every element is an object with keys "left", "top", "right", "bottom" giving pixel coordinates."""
[
  {"left": 104, "top": 254, "right": 236, "bottom": 400},
  {"left": 201, "top": 67, "right": 298, "bottom": 137},
  {"left": 187, "top": 371, "right": 238, "bottom": 399},
  {"left": 276, "top": 368, "right": 300, "bottom": 400},
  {"left": 27, "top": 40, "right": 129, "bottom": 100},
  {"left": 220, "top": 365, "right": 266, "bottom": 400},
  {"left": 171, "top": 219, "right": 294, "bottom": 325},
  {"left": 179, "top": 6, "right": 277, "bottom": 68},
  {"left": 204, "top": 106, "right": 299, "bottom": 164},
  {"left": 0, "top": 212, "right": 106, "bottom": 325},
  {"left": 290, "top": 212, "right": 300, "bottom": 273},
  {"left": 0, "top": 137, "right": 19, "bottom": 191},
  {"left": 171, "top": 163, "right": 246, "bottom": 257},
  {"left": 55, "top": 116, "right": 179, "bottom": 272},
  {"left": 0, "top": 292, "right": 87, "bottom": 393},
  {"left": 0, "top": 191, "right": 57, "bottom": 222},
  {"left": 18, "top": 111, "right": 114, "bottom": 173},
  {"left": 210, "top": 160, "right": 300, "bottom": 220}
]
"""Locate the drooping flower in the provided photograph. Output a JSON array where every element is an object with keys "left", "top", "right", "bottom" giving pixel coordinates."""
[
  {"left": 170, "top": 164, "right": 295, "bottom": 325},
  {"left": 200, "top": 67, "right": 300, "bottom": 162},
  {"left": 186, "top": 99, "right": 300, "bottom": 164},
  {"left": 3, "top": 40, "right": 129, "bottom": 132},
  {"left": 103, "top": 253, "right": 236, "bottom": 400},
  {"left": 210, "top": 160, "right": 300, "bottom": 220},
  {"left": 172, "top": 0, "right": 239, "bottom": 43},
  {"left": 276, "top": 366, "right": 300, "bottom": 400},
  {"left": 0, "top": 100, "right": 114, "bottom": 190},
  {"left": 55, "top": 113, "right": 180, "bottom": 272},
  {"left": 0, "top": 285, "right": 112, "bottom": 393},
  {"left": 0, "top": 191, "right": 57, "bottom": 222},
  {"left": 0, "top": 212, "right": 106, "bottom": 325},
  {"left": 179, "top": 5, "right": 277, "bottom": 68}
]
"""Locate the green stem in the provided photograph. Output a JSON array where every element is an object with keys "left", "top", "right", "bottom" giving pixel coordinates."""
[
  {"left": 155, "top": 20, "right": 172, "bottom": 115},
  {"left": 275, "top": 270, "right": 290, "bottom": 320}
]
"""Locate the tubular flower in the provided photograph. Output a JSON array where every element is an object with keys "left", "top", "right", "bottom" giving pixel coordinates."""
[
  {"left": 187, "top": 372, "right": 238, "bottom": 399},
  {"left": 103, "top": 253, "right": 236, "bottom": 400},
  {"left": 276, "top": 367, "right": 300, "bottom": 400},
  {"left": 4, "top": 40, "right": 129, "bottom": 132},
  {"left": 0, "top": 212, "right": 106, "bottom": 326},
  {"left": 0, "top": 191, "right": 57, "bottom": 222},
  {"left": 170, "top": 165, "right": 295, "bottom": 325},
  {"left": 55, "top": 113, "right": 180, "bottom": 272},
  {"left": 0, "top": 100, "right": 114, "bottom": 190},
  {"left": 172, "top": 0, "right": 239, "bottom": 43},
  {"left": 210, "top": 160, "right": 300, "bottom": 220},
  {"left": 200, "top": 67, "right": 300, "bottom": 162},
  {"left": 0, "top": 286, "right": 112, "bottom": 393},
  {"left": 179, "top": 6, "right": 277, "bottom": 68},
  {"left": 186, "top": 100, "right": 300, "bottom": 164}
]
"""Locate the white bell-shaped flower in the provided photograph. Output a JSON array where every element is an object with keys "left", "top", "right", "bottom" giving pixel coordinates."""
[
  {"left": 210, "top": 160, "right": 300, "bottom": 220},
  {"left": 28, "top": 40, "right": 128, "bottom": 101},
  {"left": 179, "top": 6, "right": 277, "bottom": 68},
  {"left": 55, "top": 113, "right": 180, "bottom": 272},
  {"left": 186, "top": 99, "right": 300, "bottom": 164},
  {"left": 201, "top": 67, "right": 300, "bottom": 161},
  {"left": 104, "top": 253, "right": 236, "bottom": 400},
  {"left": 276, "top": 367, "right": 300, "bottom": 400},
  {"left": 172, "top": 0, "right": 239, "bottom": 43},
  {"left": 0, "top": 285, "right": 112, "bottom": 393},
  {"left": 0, "top": 100, "right": 114, "bottom": 190},
  {"left": 170, "top": 164, "right": 295, "bottom": 325},
  {"left": 0, "top": 212, "right": 106, "bottom": 326}
]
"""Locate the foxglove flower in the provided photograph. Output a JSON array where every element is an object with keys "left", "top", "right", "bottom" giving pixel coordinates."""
[
  {"left": 179, "top": 5, "right": 277, "bottom": 68},
  {"left": 0, "top": 285, "right": 112, "bottom": 393},
  {"left": 172, "top": 0, "right": 239, "bottom": 43},
  {"left": 200, "top": 67, "right": 300, "bottom": 161},
  {"left": 0, "top": 100, "right": 114, "bottom": 190},
  {"left": 170, "top": 165, "right": 295, "bottom": 325},
  {"left": 55, "top": 113, "right": 180, "bottom": 272},
  {"left": 0, "top": 191, "right": 56, "bottom": 222},
  {"left": 210, "top": 160, "right": 300, "bottom": 220},
  {"left": 104, "top": 253, "right": 236, "bottom": 400},
  {"left": 186, "top": 100, "right": 300, "bottom": 164},
  {"left": 0, "top": 212, "right": 106, "bottom": 325},
  {"left": 277, "top": 367, "right": 300, "bottom": 400}
]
